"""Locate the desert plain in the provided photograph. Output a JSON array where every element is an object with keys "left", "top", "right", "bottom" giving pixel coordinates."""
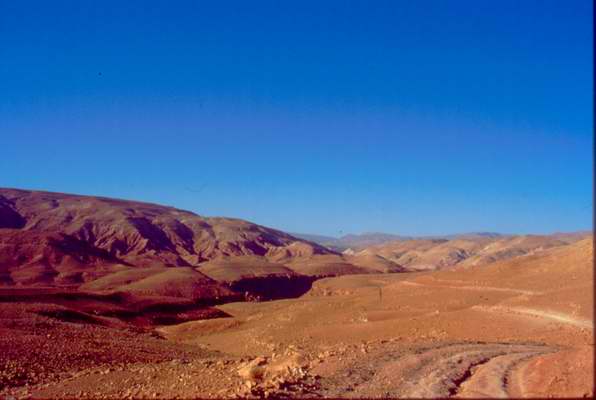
[{"left": 0, "top": 188, "right": 593, "bottom": 398}]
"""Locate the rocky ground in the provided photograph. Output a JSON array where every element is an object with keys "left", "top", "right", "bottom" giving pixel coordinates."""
[{"left": 1, "top": 239, "right": 593, "bottom": 398}]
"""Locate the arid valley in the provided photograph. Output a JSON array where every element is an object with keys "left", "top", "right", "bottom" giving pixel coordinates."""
[{"left": 0, "top": 188, "right": 593, "bottom": 399}]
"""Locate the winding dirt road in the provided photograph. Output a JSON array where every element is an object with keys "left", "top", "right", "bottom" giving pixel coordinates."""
[
  {"left": 472, "top": 305, "right": 593, "bottom": 330},
  {"left": 311, "top": 342, "right": 555, "bottom": 398},
  {"left": 399, "top": 280, "right": 539, "bottom": 296}
]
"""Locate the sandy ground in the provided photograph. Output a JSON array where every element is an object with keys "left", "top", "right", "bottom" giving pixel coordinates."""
[{"left": 1, "top": 241, "right": 593, "bottom": 399}]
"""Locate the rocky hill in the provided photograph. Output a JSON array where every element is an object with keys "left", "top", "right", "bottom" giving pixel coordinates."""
[
  {"left": 0, "top": 188, "right": 339, "bottom": 298},
  {"left": 353, "top": 233, "right": 590, "bottom": 271},
  {"left": 1, "top": 188, "right": 590, "bottom": 298}
]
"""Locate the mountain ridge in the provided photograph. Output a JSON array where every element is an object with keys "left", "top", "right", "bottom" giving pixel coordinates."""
[
  {"left": 1, "top": 188, "right": 590, "bottom": 298},
  {"left": 0, "top": 188, "right": 337, "bottom": 295}
]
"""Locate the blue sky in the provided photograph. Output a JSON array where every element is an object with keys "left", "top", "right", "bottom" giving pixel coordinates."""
[{"left": 1, "top": 0, "right": 592, "bottom": 236}]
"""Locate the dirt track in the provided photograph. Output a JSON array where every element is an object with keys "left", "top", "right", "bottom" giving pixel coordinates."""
[
  {"left": 312, "top": 342, "right": 555, "bottom": 398},
  {"left": 399, "top": 280, "right": 539, "bottom": 295},
  {"left": 472, "top": 305, "right": 594, "bottom": 330},
  {"left": 1, "top": 239, "right": 593, "bottom": 398}
]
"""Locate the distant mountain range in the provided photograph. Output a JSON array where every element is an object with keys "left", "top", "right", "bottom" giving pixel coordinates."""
[
  {"left": 1, "top": 188, "right": 591, "bottom": 302},
  {"left": 291, "top": 231, "right": 505, "bottom": 251}
]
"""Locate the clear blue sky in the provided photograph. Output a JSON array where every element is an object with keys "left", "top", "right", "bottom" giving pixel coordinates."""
[{"left": 1, "top": 0, "right": 592, "bottom": 236}]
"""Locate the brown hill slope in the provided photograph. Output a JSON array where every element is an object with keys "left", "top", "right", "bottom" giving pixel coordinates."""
[
  {"left": 454, "top": 234, "right": 571, "bottom": 268},
  {"left": 0, "top": 188, "right": 335, "bottom": 289},
  {"left": 355, "top": 233, "right": 583, "bottom": 271}
]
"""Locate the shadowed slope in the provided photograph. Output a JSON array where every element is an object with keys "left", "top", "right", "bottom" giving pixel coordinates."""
[{"left": 0, "top": 188, "right": 335, "bottom": 289}]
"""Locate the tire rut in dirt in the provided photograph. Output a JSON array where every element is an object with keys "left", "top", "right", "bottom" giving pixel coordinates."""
[{"left": 317, "top": 342, "right": 555, "bottom": 398}]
